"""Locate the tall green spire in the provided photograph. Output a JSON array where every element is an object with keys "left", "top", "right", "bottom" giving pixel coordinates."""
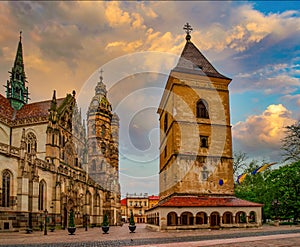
[{"left": 5, "top": 31, "right": 29, "bottom": 110}]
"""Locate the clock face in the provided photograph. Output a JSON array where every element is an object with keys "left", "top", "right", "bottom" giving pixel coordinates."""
[{"left": 92, "top": 99, "right": 98, "bottom": 106}]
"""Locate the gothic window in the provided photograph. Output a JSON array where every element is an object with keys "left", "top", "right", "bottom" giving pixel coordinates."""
[
  {"left": 164, "top": 145, "right": 167, "bottom": 158},
  {"left": 92, "top": 142, "right": 96, "bottom": 153},
  {"left": 200, "top": 136, "right": 209, "bottom": 148},
  {"left": 164, "top": 113, "right": 168, "bottom": 133},
  {"left": 91, "top": 124, "right": 96, "bottom": 135},
  {"left": 2, "top": 170, "right": 11, "bottom": 207},
  {"left": 26, "top": 132, "right": 37, "bottom": 154},
  {"left": 101, "top": 125, "right": 105, "bottom": 138},
  {"left": 92, "top": 160, "right": 96, "bottom": 171},
  {"left": 38, "top": 180, "right": 46, "bottom": 211},
  {"left": 101, "top": 142, "right": 106, "bottom": 154},
  {"left": 196, "top": 99, "right": 209, "bottom": 119}
]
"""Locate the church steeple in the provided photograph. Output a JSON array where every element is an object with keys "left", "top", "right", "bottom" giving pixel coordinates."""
[{"left": 5, "top": 31, "right": 29, "bottom": 110}]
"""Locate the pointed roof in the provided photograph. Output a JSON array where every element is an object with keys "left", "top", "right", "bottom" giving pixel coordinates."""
[
  {"left": 13, "top": 32, "right": 25, "bottom": 75},
  {"left": 173, "top": 26, "right": 229, "bottom": 79}
]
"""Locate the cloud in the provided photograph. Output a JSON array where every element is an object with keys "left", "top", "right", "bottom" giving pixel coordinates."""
[{"left": 232, "top": 104, "right": 296, "bottom": 161}]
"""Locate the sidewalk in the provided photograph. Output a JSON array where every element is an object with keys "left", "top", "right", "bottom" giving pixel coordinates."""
[{"left": 0, "top": 224, "right": 299, "bottom": 246}]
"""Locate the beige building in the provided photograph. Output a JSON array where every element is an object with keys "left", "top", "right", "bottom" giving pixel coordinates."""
[
  {"left": 146, "top": 24, "right": 262, "bottom": 231},
  {"left": 121, "top": 194, "right": 159, "bottom": 223},
  {"left": 0, "top": 34, "right": 120, "bottom": 231}
]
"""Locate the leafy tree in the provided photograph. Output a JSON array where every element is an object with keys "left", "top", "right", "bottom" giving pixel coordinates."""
[
  {"left": 281, "top": 121, "right": 300, "bottom": 162},
  {"left": 265, "top": 161, "right": 300, "bottom": 221},
  {"left": 235, "top": 160, "right": 300, "bottom": 222}
]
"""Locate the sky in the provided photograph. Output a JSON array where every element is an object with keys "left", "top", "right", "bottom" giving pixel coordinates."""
[{"left": 0, "top": 1, "right": 299, "bottom": 198}]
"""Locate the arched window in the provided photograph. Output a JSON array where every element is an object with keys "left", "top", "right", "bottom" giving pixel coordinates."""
[
  {"left": 26, "top": 132, "right": 37, "bottom": 154},
  {"left": 196, "top": 99, "right": 209, "bottom": 119},
  {"left": 2, "top": 170, "right": 12, "bottom": 207},
  {"left": 92, "top": 160, "right": 96, "bottom": 171},
  {"left": 164, "top": 113, "right": 168, "bottom": 133},
  {"left": 101, "top": 125, "right": 106, "bottom": 137},
  {"left": 38, "top": 180, "right": 46, "bottom": 211}
]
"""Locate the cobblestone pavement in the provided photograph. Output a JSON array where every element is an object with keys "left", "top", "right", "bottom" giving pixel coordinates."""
[{"left": 0, "top": 224, "right": 299, "bottom": 247}]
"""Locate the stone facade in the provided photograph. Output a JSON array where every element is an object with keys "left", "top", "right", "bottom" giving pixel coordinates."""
[
  {"left": 146, "top": 24, "right": 262, "bottom": 231},
  {"left": 0, "top": 34, "right": 120, "bottom": 231}
]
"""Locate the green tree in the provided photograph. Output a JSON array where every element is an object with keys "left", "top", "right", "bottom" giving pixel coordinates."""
[
  {"left": 68, "top": 209, "right": 75, "bottom": 228},
  {"left": 129, "top": 211, "right": 135, "bottom": 226},
  {"left": 281, "top": 121, "right": 300, "bottom": 162},
  {"left": 102, "top": 214, "right": 109, "bottom": 227},
  {"left": 265, "top": 161, "right": 300, "bottom": 221}
]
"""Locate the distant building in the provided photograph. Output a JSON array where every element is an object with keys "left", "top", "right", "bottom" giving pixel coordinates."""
[
  {"left": 0, "top": 33, "right": 120, "bottom": 231},
  {"left": 146, "top": 24, "right": 262, "bottom": 231},
  {"left": 121, "top": 193, "right": 159, "bottom": 223}
]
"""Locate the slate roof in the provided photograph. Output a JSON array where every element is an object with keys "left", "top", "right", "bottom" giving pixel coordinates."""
[
  {"left": 0, "top": 93, "right": 64, "bottom": 124},
  {"left": 156, "top": 196, "right": 263, "bottom": 208},
  {"left": 174, "top": 40, "right": 229, "bottom": 79}
]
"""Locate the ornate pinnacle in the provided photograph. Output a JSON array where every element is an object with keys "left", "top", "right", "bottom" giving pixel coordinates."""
[
  {"left": 99, "top": 68, "right": 104, "bottom": 82},
  {"left": 183, "top": 22, "right": 193, "bottom": 41}
]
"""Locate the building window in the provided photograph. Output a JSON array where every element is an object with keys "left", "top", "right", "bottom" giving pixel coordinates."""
[
  {"left": 144, "top": 201, "right": 147, "bottom": 207},
  {"left": 26, "top": 132, "right": 37, "bottom": 154},
  {"left": 92, "top": 142, "right": 96, "bottom": 153},
  {"left": 92, "top": 160, "right": 96, "bottom": 171},
  {"left": 130, "top": 201, "right": 132, "bottom": 206},
  {"left": 196, "top": 99, "right": 209, "bottom": 119},
  {"left": 2, "top": 170, "right": 11, "bottom": 207},
  {"left": 202, "top": 166, "right": 209, "bottom": 180},
  {"left": 101, "top": 125, "right": 105, "bottom": 137},
  {"left": 164, "top": 113, "right": 168, "bottom": 133},
  {"left": 200, "top": 136, "right": 209, "bottom": 148},
  {"left": 38, "top": 180, "right": 46, "bottom": 211}
]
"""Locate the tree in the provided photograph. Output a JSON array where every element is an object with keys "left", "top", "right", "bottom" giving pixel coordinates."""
[
  {"left": 68, "top": 209, "right": 75, "bottom": 228},
  {"left": 129, "top": 211, "right": 135, "bottom": 226},
  {"left": 265, "top": 161, "right": 300, "bottom": 221},
  {"left": 233, "top": 151, "right": 248, "bottom": 179},
  {"left": 281, "top": 121, "right": 300, "bottom": 162},
  {"left": 102, "top": 214, "right": 109, "bottom": 227}
]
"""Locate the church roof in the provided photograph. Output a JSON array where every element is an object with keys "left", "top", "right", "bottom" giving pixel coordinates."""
[
  {"left": 0, "top": 93, "right": 64, "bottom": 125},
  {"left": 173, "top": 38, "right": 229, "bottom": 79},
  {"left": 154, "top": 196, "right": 263, "bottom": 208}
]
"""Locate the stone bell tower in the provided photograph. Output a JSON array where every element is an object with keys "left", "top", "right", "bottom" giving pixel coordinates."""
[
  {"left": 158, "top": 23, "right": 234, "bottom": 200},
  {"left": 87, "top": 70, "right": 120, "bottom": 194}
]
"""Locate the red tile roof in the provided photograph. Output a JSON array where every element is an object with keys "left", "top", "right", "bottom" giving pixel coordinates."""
[
  {"left": 0, "top": 93, "right": 64, "bottom": 125},
  {"left": 157, "top": 196, "right": 263, "bottom": 208},
  {"left": 121, "top": 198, "right": 127, "bottom": 206}
]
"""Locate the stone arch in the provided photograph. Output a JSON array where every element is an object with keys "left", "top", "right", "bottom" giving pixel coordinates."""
[
  {"left": 26, "top": 131, "right": 37, "bottom": 154},
  {"left": 222, "top": 211, "right": 233, "bottom": 224},
  {"left": 167, "top": 211, "right": 178, "bottom": 226},
  {"left": 196, "top": 99, "right": 209, "bottom": 119},
  {"left": 196, "top": 211, "right": 208, "bottom": 224},
  {"left": 249, "top": 211, "right": 256, "bottom": 223},
  {"left": 38, "top": 179, "right": 47, "bottom": 211},
  {"left": 210, "top": 211, "right": 220, "bottom": 227},
  {"left": 1, "top": 169, "right": 13, "bottom": 207},
  {"left": 180, "top": 211, "right": 193, "bottom": 225},
  {"left": 236, "top": 211, "right": 247, "bottom": 223}
]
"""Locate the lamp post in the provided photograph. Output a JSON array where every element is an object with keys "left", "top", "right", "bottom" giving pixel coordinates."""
[
  {"left": 85, "top": 214, "right": 88, "bottom": 231},
  {"left": 44, "top": 208, "right": 48, "bottom": 235}
]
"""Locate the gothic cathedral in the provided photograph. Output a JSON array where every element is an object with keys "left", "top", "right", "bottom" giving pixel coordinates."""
[{"left": 0, "top": 33, "right": 120, "bottom": 231}]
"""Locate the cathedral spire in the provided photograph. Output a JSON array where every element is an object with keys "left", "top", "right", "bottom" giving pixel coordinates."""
[
  {"left": 95, "top": 69, "right": 107, "bottom": 96},
  {"left": 5, "top": 31, "right": 29, "bottom": 110}
]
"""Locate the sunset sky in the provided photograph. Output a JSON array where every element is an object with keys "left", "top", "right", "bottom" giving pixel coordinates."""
[{"left": 0, "top": 1, "right": 299, "bottom": 197}]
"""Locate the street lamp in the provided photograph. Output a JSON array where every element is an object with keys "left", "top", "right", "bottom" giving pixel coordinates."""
[{"left": 44, "top": 208, "right": 48, "bottom": 235}]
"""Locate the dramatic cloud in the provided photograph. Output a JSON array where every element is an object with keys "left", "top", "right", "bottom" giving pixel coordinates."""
[
  {"left": 232, "top": 104, "right": 297, "bottom": 161},
  {"left": 0, "top": 1, "right": 299, "bottom": 195}
]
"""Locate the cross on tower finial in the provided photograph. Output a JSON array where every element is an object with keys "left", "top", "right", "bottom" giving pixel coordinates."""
[
  {"left": 19, "top": 31, "right": 22, "bottom": 41},
  {"left": 99, "top": 68, "right": 104, "bottom": 82},
  {"left": 183, "top": 23, "right": 193, "bottom": 41}
]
